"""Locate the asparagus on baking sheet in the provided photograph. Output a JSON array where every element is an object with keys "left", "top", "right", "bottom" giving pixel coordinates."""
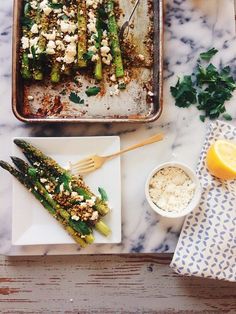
[
  {"left": 20, "top": 2, "right": 33, "bottom": 79},
  {"left": 77, "top": 0, "right": 87, "bottom": 68},
  {"left": 105, "top": 0, "right": 124, "bottom": 78},
  {"left": 0, "top": 161, "right": 88, "bottom": 247}
]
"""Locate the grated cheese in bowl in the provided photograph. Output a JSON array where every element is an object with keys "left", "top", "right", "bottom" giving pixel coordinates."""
[{"left": 145, "top": 162, "right": 201, "bottom": 218}]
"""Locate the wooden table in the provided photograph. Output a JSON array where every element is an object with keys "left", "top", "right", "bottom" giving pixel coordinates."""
[{"left": 0, "top": 254, "right": 235, "bottom": 313}]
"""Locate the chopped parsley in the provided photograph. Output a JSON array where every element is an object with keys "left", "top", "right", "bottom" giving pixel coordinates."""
[
  {"left": 98, "top": 187, "right": 108, "bottom": 202},
  {"left": 83, "top": 51, "right": 94, "bottom": 61},
  {"left": 170, "top": 48, "right": 236, "bottom": 121},
  {"left": 170, "top": 76, "right": 197, "bottom": 108},
  {"left": 69, "top": 92, "right": 84, "bottom": 104},
  {"left": 48, "top": 1, "right": 63, "bottom": 9},
  {"left": 199, "top": 48, "right": 218, "bottom": 62},
  {"left": 118, "top": 82, "right": 126, "bottom": 90},
  {"left": 85, "top": 86, "right": 101, "bottom": 97},
  {"left": 21, "top": 16, "right": 34, "bottom": 28}
]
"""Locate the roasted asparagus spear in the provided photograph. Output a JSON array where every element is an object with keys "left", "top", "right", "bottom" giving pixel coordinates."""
[
  {"left": 21, "top": 1, "right": 32, "bottom": 79},
  {"left": 12, "top": 156, "right": 110, "bottom": 237},
  {"left": 105, "top": 0, "right": 124, "bottom": 78},
  {"left": 11, "top": 157, "right": 95, "bottom": 243},
  {"left": 14, "top": 139, "right": 110, "bottom": 216},
  {"left": 77, "top": 0, "right": 87, "bottom": 68},
  {"left": 0, "top": 160, "right": 88, "bottom": 247}
]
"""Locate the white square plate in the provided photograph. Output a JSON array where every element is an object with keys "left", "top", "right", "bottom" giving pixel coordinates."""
[{"left": 12, "top": 137, "right": 121, "bottom": 245}]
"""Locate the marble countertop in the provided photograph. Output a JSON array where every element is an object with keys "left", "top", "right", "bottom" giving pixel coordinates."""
[{"left": 0, "top": 0, "right": 236, "bottom": 256}]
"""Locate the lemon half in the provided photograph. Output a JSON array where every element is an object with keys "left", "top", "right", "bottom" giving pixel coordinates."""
[{"left": 206, "top": 140, "right": 236, "bottom": 180}]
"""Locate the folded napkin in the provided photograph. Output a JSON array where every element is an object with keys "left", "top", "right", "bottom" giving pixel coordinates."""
[{"left": 171, "top": 120, "right": 236, "bottom": 282}]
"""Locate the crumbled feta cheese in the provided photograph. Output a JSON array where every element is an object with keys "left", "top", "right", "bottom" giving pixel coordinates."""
[
  {"left": 59, "top": 183, "right": 64, "bottom": 193},
  {"left": 43, "top": 6, "right": 52, "bottom": 16},
  {"left": 46, "top": 48, "right": 55, "bottom": 55},
  {"left": 30, "top": 1, "right": 38, "bottom": 10},
  {"left": 27, "top": 95, "right": 34, "bottom": 101},
  {"left": 71, "top": 215, "right": 80, "bottom": 221},
  {"left": 148, "top": 91, "right": 154, "bottom": 97},
  {"left": 47, "top": 40, "right": 56, "bottom": 49},
  {"left": 40, "top": 178, "right": 47, "bottom": 183},
  {"left": 101, "top": 46, "right": 110, "bottom": 56},
  {"left": 63, "top": 42, "right": 77, "bottom": 64},
  {"left": 31, "top": 23, "right": 39, "bottom": 34},
  {"left": 55, "top": 40, "right": 65, "bottom": 51},
  {"left": 86, "top": 198, "right": 95, "bottom": 207},
  {"left": 149, "top": 167, "right": 196, "bottom": 212},
  {"left": 21, "top": 36, "right": 29, "bottom": 49},
  {"left": 60, "top": 20, "right": 77, "bottom": 34},
  {"left": 138, "top": 54, "right": 145, "bottom": 61},
  {"left": 113, "top": 84, "right": 120, "bottom": 95},
  {"left": 29, "top": 37, "right": 39, "bottom": 47},
  {"left": 90, "top": 211, "right": 99, "bottom": 221},
  {"left": 91, "top": 54, "right": 99, "bottom": 62},
  {"left": 110, "top": 74, "right": 116, "bottom": 82},
  {"left": 43, "top": 31, "right": 56, "bottom": 40},
  {"left": 45, "top": 184, "right": 50, "bottom": 190},
  {"left": 88, "top": 46, "right": 97, "bottom": 53},
  {"left": 71, "top": 191, "right": 78, "bottom": 197}
]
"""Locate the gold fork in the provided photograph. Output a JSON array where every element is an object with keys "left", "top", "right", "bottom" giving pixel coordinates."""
[{"left": 69, "top": 133, "right": 164, "bottom": 175}]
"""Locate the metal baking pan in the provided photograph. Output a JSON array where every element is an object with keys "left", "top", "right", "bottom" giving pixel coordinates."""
[{"left": 12, "top": 0, "right": 163, "bottom": 123}]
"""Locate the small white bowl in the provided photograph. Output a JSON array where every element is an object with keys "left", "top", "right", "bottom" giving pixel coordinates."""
[{"left": 145, "top": 162, "right": 202, "bottom": 218}]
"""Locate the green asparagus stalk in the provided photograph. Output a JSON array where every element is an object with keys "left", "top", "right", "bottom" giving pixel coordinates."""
[
  {"left": 77, "top": 0, "right": 87, "bottom": 68},
  {"left": 105, "top": 0, "right": 124, "bottom": 78},
  {"left": 94, "top": 12, "right": 103, "bottom": 80},
  {"left": 11, "top": 157, "right": 94, "bottom": 243},
  {"left": 32, "top": 2, "right": 49, "bottom": 81},
  {"left": 0, "top": 160, "right": 88, "bottom": 248},
  {"left": 51, "top": 62, "right": 61, "bottom": 83},
  {"left": 21, "top": 2, "right": 32, "bottom": 79},
  {"left": 95, "top": 220, "right": 111, "bottom": 236},
  {"left": 21, "top": 52, "right": 31, "bottom": 80},
  {"left": 14, "top": 139, "right": 110, "bottom": 216}
]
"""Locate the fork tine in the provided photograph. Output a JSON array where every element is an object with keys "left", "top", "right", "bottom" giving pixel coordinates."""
[
  {"left": 72, "top": 165, "right": 94, "bottom": 175},
  {"left": 72, "top": 159, "right": 94, "bottom": 169},
  {"left": 71, "top": 157, "right": 92, "bottom": 166}
]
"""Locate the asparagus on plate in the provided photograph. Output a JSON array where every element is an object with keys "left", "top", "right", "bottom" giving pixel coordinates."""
[
  {"left": 0, "top": 160, "right": 88, "bottom": 247},
  {"left": 14, "top": 139, "right": 110, "bottom": 217}
]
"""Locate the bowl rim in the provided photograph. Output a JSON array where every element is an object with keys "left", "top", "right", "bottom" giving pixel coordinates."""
[{"left": 145, "top": 161, "right": 202, "bottom": 218}]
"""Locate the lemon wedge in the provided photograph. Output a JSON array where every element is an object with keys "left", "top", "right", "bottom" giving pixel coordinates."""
[{"left": 206, "top": 140, "right": 236, "bottom": 180}]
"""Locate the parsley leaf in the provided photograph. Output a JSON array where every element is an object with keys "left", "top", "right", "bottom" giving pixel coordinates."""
[
  {"left": 69, "top": 92, "right": 84, "bottom": 104},
  {"left": 83, "top": 51, "right": 95, "bottom": 61},
  {"left": 48, "top": 1, "right": 63, "bottom": 9},
  {"left": 118, "top": 82, "right": 126, "bottom": 90},
  {"left": 85, "top": 86, "right": 101, "bottom": 97},
  {"left": 222, "top": 113, "right": 232, "bottom": 121},
  {"left": 200, "top": 48, "right": 218, "bottom": 61},
  {"left": 21, "top": 16, "right": 34, "bottom": 28},
  {"left": 170, "top": 76, "right": 197, "bottom": 108},
  {"left": 98, "top": 187, "right": 108, "bottom": 202}
]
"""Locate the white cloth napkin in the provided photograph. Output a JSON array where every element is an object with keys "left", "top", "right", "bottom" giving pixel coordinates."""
[{"left": 171, "top": 120, "right": 236, "bottom": 282}]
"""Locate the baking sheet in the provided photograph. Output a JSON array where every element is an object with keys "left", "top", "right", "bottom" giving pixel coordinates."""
[{"left": 12, "top": 0, "right": 163, "bottom": 122}]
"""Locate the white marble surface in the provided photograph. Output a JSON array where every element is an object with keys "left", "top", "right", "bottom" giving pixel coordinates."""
[{"left": 0, "top": 0, "right": 235, "bottom": 255}]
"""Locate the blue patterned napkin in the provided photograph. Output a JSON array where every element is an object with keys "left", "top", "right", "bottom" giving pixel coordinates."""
[{"left": 171, "top": 120, "right": 236, "bottom": 282}]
